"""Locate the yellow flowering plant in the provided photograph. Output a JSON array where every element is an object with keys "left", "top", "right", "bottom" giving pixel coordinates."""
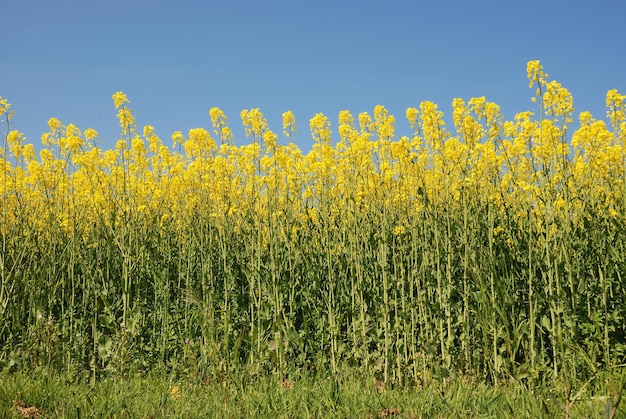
[{"left": 1, "top": 62, "right": 625, "bottom": 386}]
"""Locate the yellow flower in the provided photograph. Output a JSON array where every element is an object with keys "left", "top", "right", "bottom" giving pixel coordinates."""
[
  {"left": 170, "top": 385, "right": 182, "bottom": 400},
  {"left": 373, "top": 105, "right": 395, "bottom": 141},
  {"left": 0, "top": 97, "right": 12, "bottom": 118},
  {"left": 358, "top": 112, "right": 372, "bottom": 133},
  {"left": 310, "top": 113, "right": 332, "bottom": 145},
  {"left": 282, "top": 110, "right": 297, "bottom": 140},
  {"left": 337, "top": 110, "right": 357, "bottom": 150},
  {"left": 263, "top": 130, "right": 278, "bottom": 149},
  {"left": 85, "top": 128, "right": 99, "bottom": 140},
  {"left": 210, "top": 107, "right": 234, "bottom": 145},
  {"left": 241, "top": 108, "right": 268, "bottom": 141},
  {"left": 526, "top": 60, "right": 545, "bottom": 87},
  {"left": 606, "top": 89, "right": 626, "bottom": 130},
  {"left": 48, "top": 117, "right": 62, "bottom": 132},
  {"left": 143, "top": 125, "right": 154, "bottom": 137},
  {"left": 172, "top": 131, "right": 184, "bottom": 145},
  {"left": 406, "top": 107, "right": 419, "bottom": 127},
  {"left": 112, "top": 91, "right": 129, "bottom": 109},
  {"left": 393, "top": 225, "right": 406, "bottom": 236}
]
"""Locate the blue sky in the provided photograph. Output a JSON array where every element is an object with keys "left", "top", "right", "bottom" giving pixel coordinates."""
[{"left": 3, "top": 0, "right": 625, "bottom": 152}]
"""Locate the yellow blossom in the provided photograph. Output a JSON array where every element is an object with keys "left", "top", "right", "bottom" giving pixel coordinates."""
[{"left": 112, "top": 91, "right": 129, "bottom": 109}]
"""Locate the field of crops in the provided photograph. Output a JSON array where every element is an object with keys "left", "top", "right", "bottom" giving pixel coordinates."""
[{"left": 1, "top": 61, "right": 625, "bottom": 388}]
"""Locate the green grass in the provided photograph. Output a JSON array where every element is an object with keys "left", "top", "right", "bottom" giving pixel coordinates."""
[{"left": 0, "top": 369, "right": 622, "bottom": 418}]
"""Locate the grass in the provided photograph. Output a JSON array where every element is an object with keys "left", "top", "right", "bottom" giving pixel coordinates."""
[{"left": 0, "top": 369, "right": 623, "bottom": 418}]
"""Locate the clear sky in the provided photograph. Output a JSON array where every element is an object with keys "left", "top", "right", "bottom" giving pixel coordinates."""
[{"left": 3, "top": 0, "right": 625, "bottom": 152}]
